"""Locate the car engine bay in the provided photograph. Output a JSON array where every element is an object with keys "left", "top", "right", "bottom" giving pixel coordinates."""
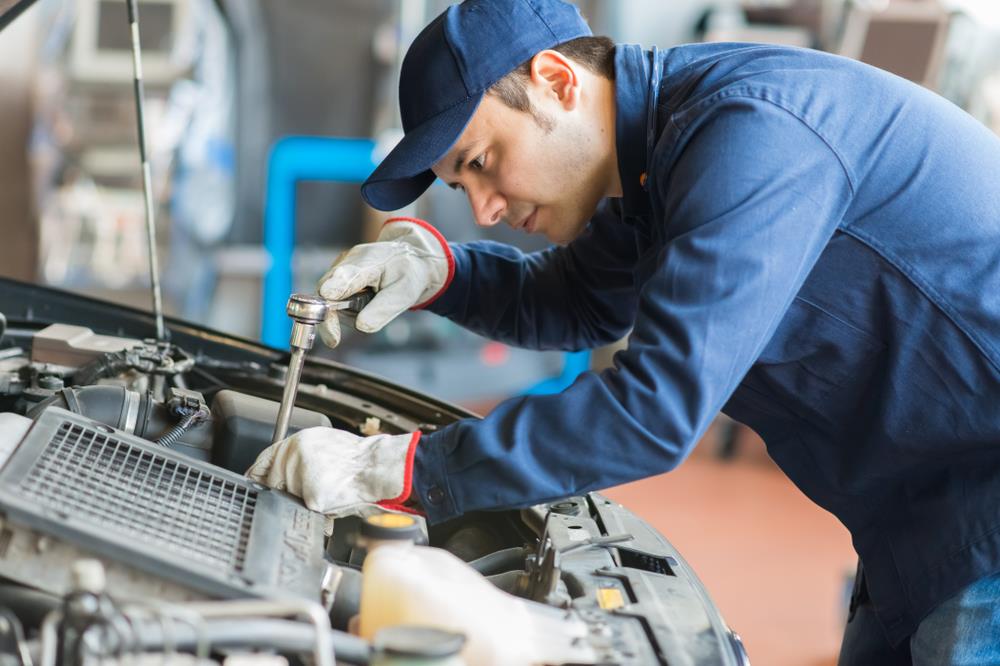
[{"left": 0, "top": 281, "right": 748, "bottom": 665}]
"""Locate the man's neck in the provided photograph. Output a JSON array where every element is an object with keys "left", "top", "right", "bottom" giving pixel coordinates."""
[{"left": 596, "top": 75, "right": 623, "bottom": 199}]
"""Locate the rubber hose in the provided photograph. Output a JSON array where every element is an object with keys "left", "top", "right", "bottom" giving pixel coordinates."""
[
  {"left": 466, "top": 546, "right": 530, "bottom": 576},
  {"left": 111, "top": 617, "right": 370, "bottom": 664},
  {"left": 28, "top": 386, "right": 212, "bottom": 451},
  {"left": 27, "top": 386, "right": 153, "bottom": 434}
]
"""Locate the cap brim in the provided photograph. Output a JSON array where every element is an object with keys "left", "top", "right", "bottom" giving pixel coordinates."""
[{"left": 361, "top": 93, "right": 484, "bottom": 211}]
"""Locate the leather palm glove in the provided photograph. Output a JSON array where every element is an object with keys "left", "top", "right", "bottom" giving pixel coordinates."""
[
  {"left": 317, "top": 217, "right": 454, "bottom": 347},
  {"left": 246, "top": 427, "right": 422, "bottom": 525}
]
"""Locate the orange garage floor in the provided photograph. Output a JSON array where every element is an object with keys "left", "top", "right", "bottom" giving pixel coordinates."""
[{"left": 602, "top": 423, "right": 859, "bottom": 666}]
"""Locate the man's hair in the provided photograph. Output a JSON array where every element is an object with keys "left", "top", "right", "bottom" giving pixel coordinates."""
[{"left": 488, "top": 35, "right": 615, "bottom": 125}]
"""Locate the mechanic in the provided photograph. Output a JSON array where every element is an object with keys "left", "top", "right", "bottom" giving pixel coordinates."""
[{"left": 247, "top": 0, "right": 1000, "bottom": 662}]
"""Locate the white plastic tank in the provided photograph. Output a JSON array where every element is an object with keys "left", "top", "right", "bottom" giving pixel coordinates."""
[{"left": 358, "top": 540, "right": 596, "bottom": 666}]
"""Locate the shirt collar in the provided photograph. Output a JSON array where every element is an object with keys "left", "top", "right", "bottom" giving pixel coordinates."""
[{"left": 614, "top": 44, "right": 655, "bottom": 218}]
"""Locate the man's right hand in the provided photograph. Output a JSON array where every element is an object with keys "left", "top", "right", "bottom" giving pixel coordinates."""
[{"left": 317, "top": 218, "right": 454, "bottom": 347}]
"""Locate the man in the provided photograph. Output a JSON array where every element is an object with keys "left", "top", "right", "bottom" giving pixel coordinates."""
[{"left": 247, "top": 0, "right": 1000, "bottom": 661}]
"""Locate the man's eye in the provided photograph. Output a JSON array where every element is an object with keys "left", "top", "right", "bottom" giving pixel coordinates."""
[{"left": 470, "top": 154, "right": 485, "bottom": 170}]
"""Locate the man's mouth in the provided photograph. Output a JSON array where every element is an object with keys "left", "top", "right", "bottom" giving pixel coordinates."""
[{"left": 519, "top": 209, "right": 538, "bottom": 233}]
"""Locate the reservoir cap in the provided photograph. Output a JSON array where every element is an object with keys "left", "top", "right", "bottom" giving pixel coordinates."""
[{"left": 361, "top": 512, "right": 425, "bottom": 544}]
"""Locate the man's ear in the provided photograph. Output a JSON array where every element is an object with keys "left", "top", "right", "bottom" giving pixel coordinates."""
[{"left": 528, "top": 49, "right": 580, "bottom": 110}]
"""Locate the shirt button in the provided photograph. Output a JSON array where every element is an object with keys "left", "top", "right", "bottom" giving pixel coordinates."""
[{"left": 426, "top": 485, "right": 445, "bottom": 506}]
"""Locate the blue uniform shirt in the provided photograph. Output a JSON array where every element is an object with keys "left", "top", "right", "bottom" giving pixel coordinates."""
[{"left": 413, "top": 42, "right": 1000, "bottom": 643}]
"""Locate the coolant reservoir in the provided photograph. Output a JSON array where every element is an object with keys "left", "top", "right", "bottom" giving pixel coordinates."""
[{"left": 358, "top": 540, "right": 597, "bottom": 666}]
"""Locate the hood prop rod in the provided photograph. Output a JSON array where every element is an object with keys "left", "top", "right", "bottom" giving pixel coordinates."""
[{"left": 125, "top": 0, "right": 166, "bottom": 341}]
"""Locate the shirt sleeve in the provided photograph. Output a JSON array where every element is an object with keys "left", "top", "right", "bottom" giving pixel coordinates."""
[
  {"left": 413, "top": 97, "right": 855, "bottom": 523},
  {"left": 424, "top": 201, "right": 641, "bottom": 351}
]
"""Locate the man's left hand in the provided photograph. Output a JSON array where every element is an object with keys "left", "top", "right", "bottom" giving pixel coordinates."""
[{"left": 246, "top": 426, "right": 421, "bottom": 518}]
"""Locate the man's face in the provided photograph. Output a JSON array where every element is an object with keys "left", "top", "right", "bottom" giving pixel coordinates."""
[{"left": 431, "top": 93, "right": 608, "bottom": 245}]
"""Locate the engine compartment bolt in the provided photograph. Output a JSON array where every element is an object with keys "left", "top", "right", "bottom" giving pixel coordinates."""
[{"left": 35, "top": 535, "right": 51, "bottom": 553}]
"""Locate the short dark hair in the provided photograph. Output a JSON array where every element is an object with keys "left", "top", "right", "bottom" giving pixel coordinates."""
[{"left": 488, "top": 36, "right": 615, "bottom": 116}]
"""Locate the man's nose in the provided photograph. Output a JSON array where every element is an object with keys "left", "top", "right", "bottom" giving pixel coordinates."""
[{"left": 468, "top": 185, "right": 505, "bottom": 227}]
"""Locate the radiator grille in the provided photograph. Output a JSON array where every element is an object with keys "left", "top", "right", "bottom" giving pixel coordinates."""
[{"left": 18, "top": 420, "right": 256, "bottom": 573}]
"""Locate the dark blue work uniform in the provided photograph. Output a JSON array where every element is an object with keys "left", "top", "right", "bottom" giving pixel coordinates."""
[{"left": 414, "top": 42, "right": 1000, "bottom": 643}]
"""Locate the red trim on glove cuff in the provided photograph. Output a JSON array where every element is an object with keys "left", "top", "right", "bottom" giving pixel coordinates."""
[
  {"left": 382, "top": 217, "right": 455, "bottom": 309},
  {"left": 376, "top": 501, "right": 425, "bottom": 516},
  {"left": 376, "top": 430, "right": 421, "bottom": 512}
]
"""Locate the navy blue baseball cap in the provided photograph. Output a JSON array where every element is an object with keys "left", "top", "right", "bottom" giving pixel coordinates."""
[{"left": 360, "top": 0, "right": 591, "bottom": 211}]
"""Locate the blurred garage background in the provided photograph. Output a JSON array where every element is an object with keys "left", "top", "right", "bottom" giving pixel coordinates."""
[{"left": 0, "top": 1, "right": 998, "bottom": 663}]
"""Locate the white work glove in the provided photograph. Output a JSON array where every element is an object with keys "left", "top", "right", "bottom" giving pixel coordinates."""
[
  {"left": 317, "top": 217, "right": 454, "bottom": 347},
  {"left": 246, "top": 427, "right": 422, "bottom": 521}
]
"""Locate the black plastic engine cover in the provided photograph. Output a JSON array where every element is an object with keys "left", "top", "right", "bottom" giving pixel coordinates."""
[{"left": 211, "top": 389, "right": 332, "bottom": 474}]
